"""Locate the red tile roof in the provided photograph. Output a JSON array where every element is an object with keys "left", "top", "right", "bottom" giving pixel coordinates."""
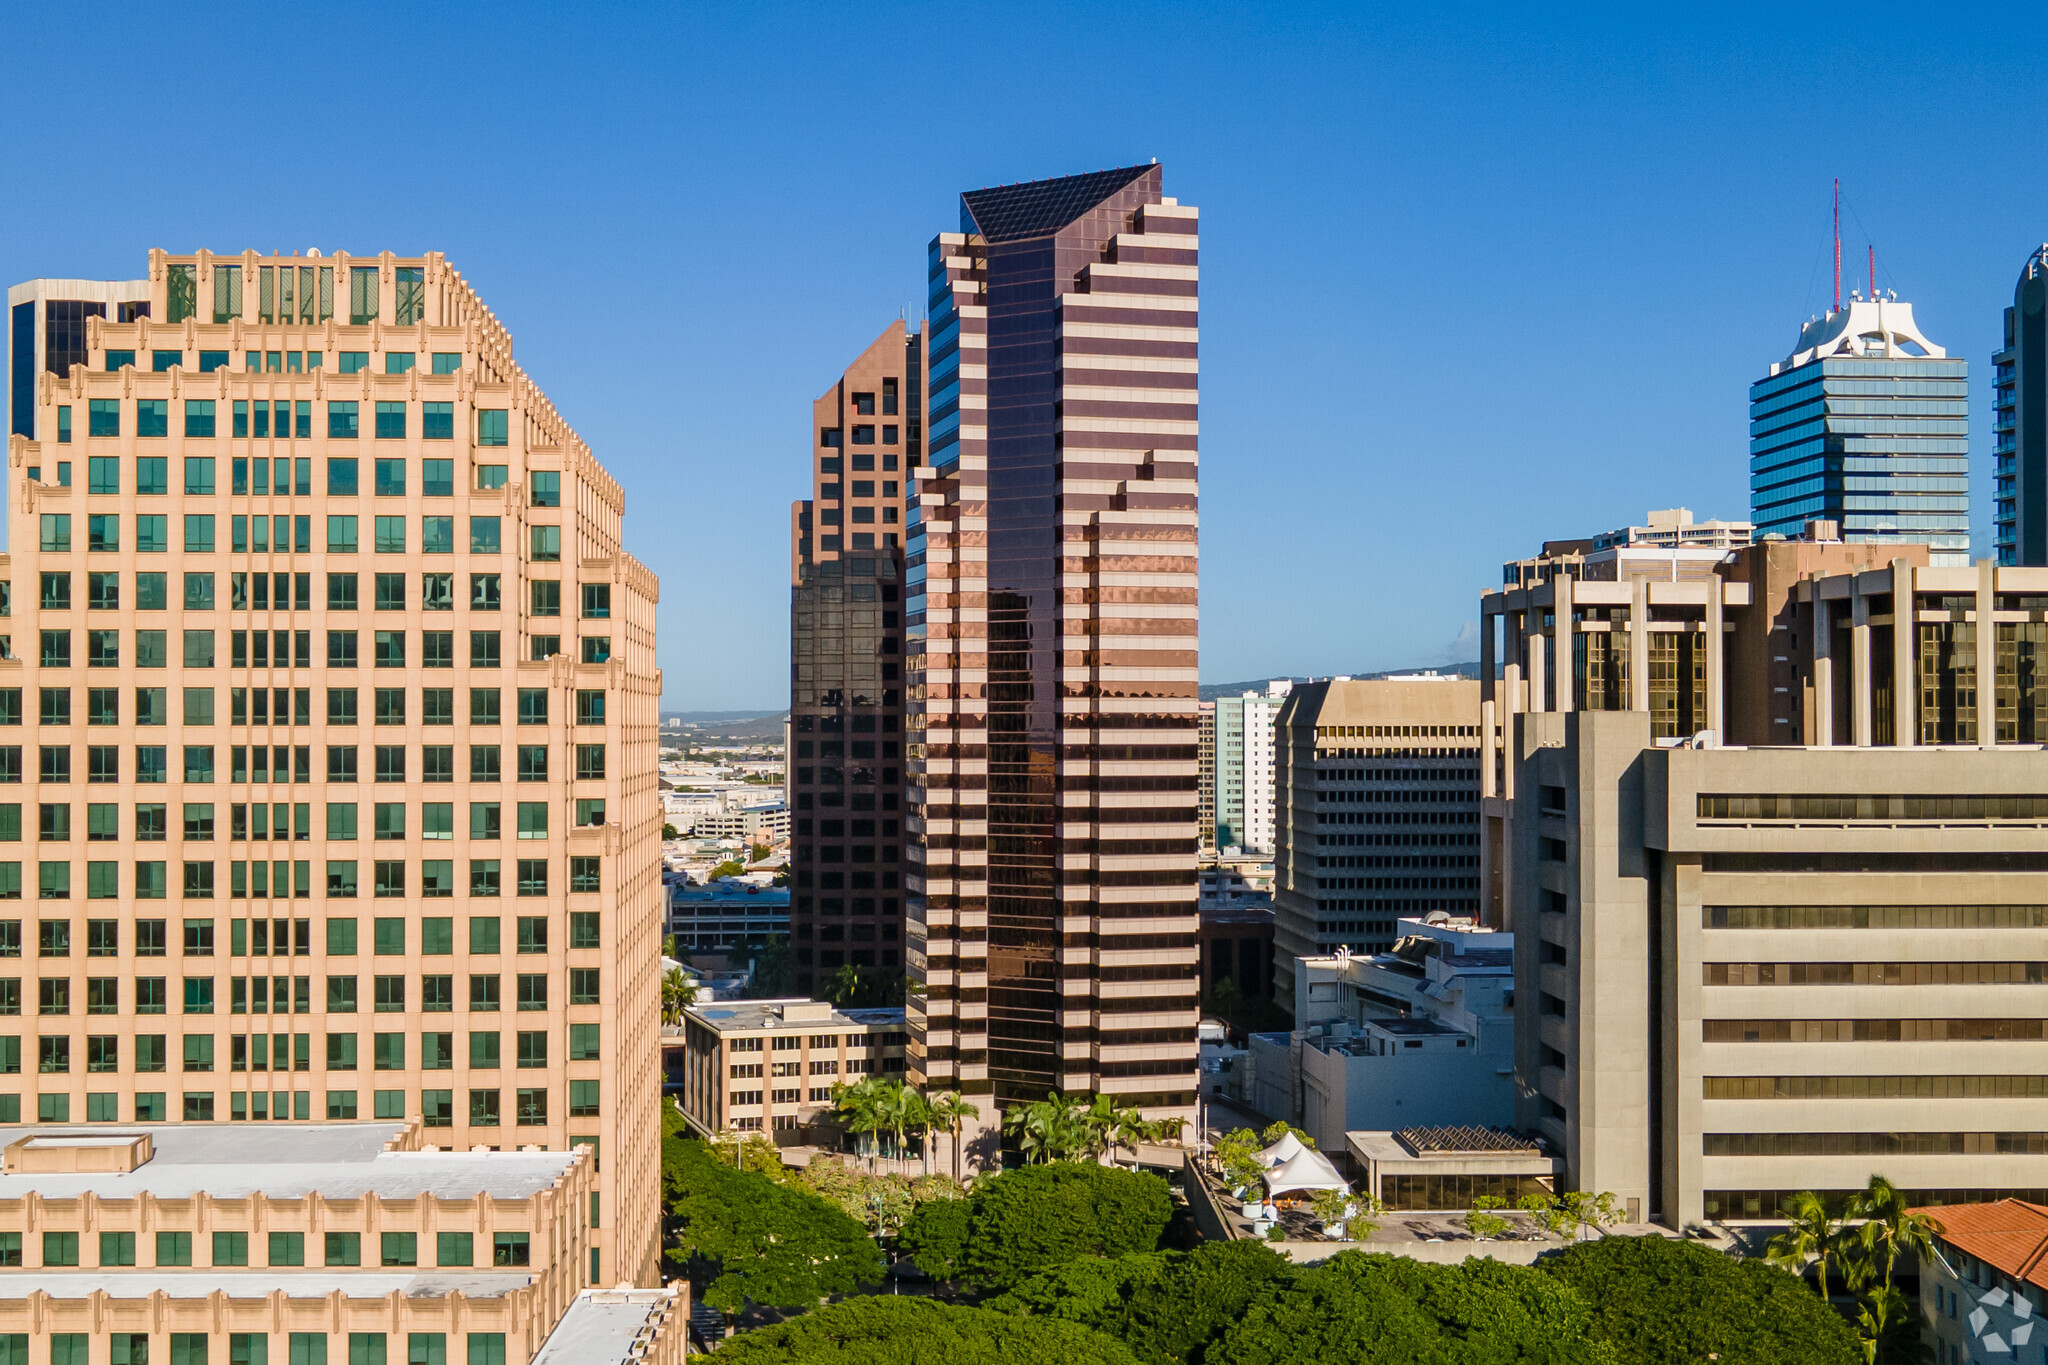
[{"left": 1912, "top": 1199, "right": 2048, "bottom": 1290}]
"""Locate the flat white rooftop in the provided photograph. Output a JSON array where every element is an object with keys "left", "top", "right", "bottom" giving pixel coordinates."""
[{"left": 0, "top": 1123, "right": 580, "bottom": 1202}]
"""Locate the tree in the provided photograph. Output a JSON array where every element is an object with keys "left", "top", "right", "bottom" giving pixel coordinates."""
[
  {"left": 713, "top": 1296, "right": 1143, "bottom": 1365},
  {"left": 830, "top": 1076, "right": 888, "bottom": 1166},
  {"left": 1842, "top": 1175, "right": 1943, "bottom": 1299},
  {"left": 1209, "top": 1250, "right": 1614, "bottom": 1365},
  {"left": 1537, "top": 1235, "right": 1860, "bottom": 1365},
  {"left": 1852, "top": 1284, "right": 1930, "bottom": 1365},
  {"left": 707, "top": 1130, "right": 788, "bottom": 1181},
  {"left": 1767, "top": 1190, "right": 1844, "bottom": 1298},
  {"left": 707, "top": 858, "right": 746, "bottom": 880},
  {"left": 927, "top": 1090, "right": 981, "bottom": 1178},
  {"left": 750, "top": 843, "right": 772, "bottom": 861},
  {"left": 749, "top": 936, "right": 795, "bottom": 996},
  {"left": 662, "top": 822, "right": 679, "bottom": 839},
  {"left": 659, "top": 966, "right": 697, "bottom": 1027},
  {"left": 1005, "top": 1092, "right": 1094, "bottom": 1164},
  {"left": 1464, "top": 1194, "right": 1512, "bottom": 1241},
  {"left": 957, "top": 1162, "right": 1175, "bottom": 1289},
  {"left": 899, "top": 1191, "right": 974, "bottom": 1282},
  {"left": 664, "top": 1137, "right": 883, "bottom": 1312}
]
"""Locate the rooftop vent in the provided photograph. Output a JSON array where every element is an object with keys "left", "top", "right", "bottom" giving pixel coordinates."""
[{"left": 4, "top": 1132, "right": 154, "bottom": 1174}]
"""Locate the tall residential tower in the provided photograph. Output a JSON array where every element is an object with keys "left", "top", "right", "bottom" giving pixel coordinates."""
[
  {"left": 789, "top": 322, "right": 920, "bottom": 998},
  {"left": 907, "top": 165, "right": 1201, "bottom": 1128},
  {"left": 1750, "top": 296, "right": 1969, "bottom": 566},
  {"left": 1, "top": 250, "right": 664, "bottom": 1286}
]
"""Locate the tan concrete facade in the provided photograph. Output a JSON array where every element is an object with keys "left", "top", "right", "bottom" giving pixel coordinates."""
[
  {"left": 669, "top": 997, "right": 907, "bottom": 1146},
  {"left": 1272, "top": 678, "right": 1481, "bottom": 993},
  {"left": 1514, "top": 707, "right": 2048, "bottom": 1227},
  {"left": 0, "top": 250, "right": 663, "bottom": 1286}
]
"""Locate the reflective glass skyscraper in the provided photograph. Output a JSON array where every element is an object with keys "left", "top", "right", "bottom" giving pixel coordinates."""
[
  {"left": 1993, "top": 246, "right": 2048, "bottom": 565},
  {"left": 1749, "top": 295, "right": 1969, "bottom": 566}
]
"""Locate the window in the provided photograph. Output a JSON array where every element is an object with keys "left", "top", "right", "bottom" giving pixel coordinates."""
[
  {"left": 375, "top": 458, "right": 406, "bottom": 496},
  {"left": 477, "top": 410, "right": 508, "bottom": 446},
  {"left": 329, "top": 458, "right": 359, "bottom": 495},
  {"left": 158, "top": 1230, "right": 194, "bottom": 1266},
  {"left": 517, "top": 972, "right": 547, "bottom": 1009},
  {"left": 530, "top": 471, "right": 560, "bottom": 507},
  {"left": 326, "top": 1231, "right": 362, "bottom": 1266},
  {"left": 581, "top": 637, "right": 611, "bottom": 665},
  {"left": 380, "top": 1231, "right": 417, "bottom": 1267},
  {"left": 89, "top": 399, "right": 119, "bottom": 438},
  {"left": 424, "top": 516, "right": 454, "bottom": 554},
  {"left": 270, "top": 1230, "right": 305, "bottom": 1266},
  {"left": 214, "top": 1230, "right": 249, "bottom": 1266},
  {"left": 375, "top": 517, "right": 406, "bottom": 554},
  {"left": 570, "top": 860, "right": 601, "bottom": 895},
  {"left": 137, "top": 399, "right": 168, "bottom": 436},
  {"left": 185, "top": 400, "right": 216, "bottom": 438},
  {"left": 423, "top": 404, "right": 454, "bottom": 440},
  {"left": 530, "top": 581, "right": 560, "bottom": 617},
  {"left": 470, "top": 517, "right": 501, "bottom": 553},
  {"left": 329, "top": 516, "right": 359, "bottom": 553},
  {"left": 530, "top": 526, "right": 561, "bottom": 562},
  {"left": 329, "top": 402, "right": 359, "bottom": 439},
  {"left": 350, "top": 269, "right": 380, "bottom": 326},
  {"left": 576, "top": 691, "right": 605, "bottom": 725},
  {"left": 581, "top": 584, "right": 610, "bottom": 618},
  {"left": 436, "top": 1232, "right": 473, "bottom": 1267},
  {"left": 432, "top": 353, "right": 462, "bottom": 375}
]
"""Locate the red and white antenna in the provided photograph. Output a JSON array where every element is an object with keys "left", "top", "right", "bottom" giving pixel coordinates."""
[
  {"left": 1869, "top": 244, "right": 1876, "bottom": 299},
  {"left": 1833, "top": 178, "right": 1842, "bottom": 311}
]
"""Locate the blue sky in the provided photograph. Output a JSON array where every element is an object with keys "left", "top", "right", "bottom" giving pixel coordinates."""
[{"left": 6, "top": 3, "right": 2047, "bottom": 708}]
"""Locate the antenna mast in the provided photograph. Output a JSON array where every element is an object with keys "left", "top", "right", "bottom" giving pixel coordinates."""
[
  {"left": 1869, "top": 244, "right": 1876, "bottom": 299},
  {"left": 1833, "top": 179, "right": 1841, "bottom": 311}
]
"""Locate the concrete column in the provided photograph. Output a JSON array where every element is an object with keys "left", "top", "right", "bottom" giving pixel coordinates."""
[
  {"left": 1553, "top": 576, "right": 1574, "bottom": 714},
  {"left": 1480, "top": 607, "right": 1498, "bottom": 796},
  {"left": 1529, "top": 630, "right": 1547, "bottom": 715},
  {"left": 1501, "top": 662, "right": 1520, "bottom": 802},
  {"left": 1629, "top": 577, "right": 1650, "bottom": 714},
  {"left": 1706, "top": 582, "right": 1726, "bottom": 739},
  {"left": 1978, "top": 557, "right": 1998, "bottom": 748},
  {"left": 1852, "top": 585, "right": 1873, "bottom": 747},
  {"left": 1811, "top": 592, "right": 1832, "bottom": 747},
  {"left": 1893, "top": 559, "right": 1917, "bottom": 746}
]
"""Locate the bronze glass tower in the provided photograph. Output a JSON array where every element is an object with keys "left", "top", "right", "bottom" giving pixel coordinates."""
[
  {"left": 908, "top": 166, "right": 1201, "bottom": 1126},
  {"left": 789, "top": 323, "right": 921, "bottom": 996}
]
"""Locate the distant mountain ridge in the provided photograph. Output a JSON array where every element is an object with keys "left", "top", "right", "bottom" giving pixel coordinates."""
[{"left": 1199, "top": 661, "right": 1482, "bottom": 702}]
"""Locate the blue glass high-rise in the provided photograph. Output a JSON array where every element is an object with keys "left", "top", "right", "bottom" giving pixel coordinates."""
[{"left": 1749, "top": 295, "right": 1969, "bottom": 565}]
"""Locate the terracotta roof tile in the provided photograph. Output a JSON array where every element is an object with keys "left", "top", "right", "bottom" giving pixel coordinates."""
[{"left": 1912, "top": 1199, "right": 2048, "bottom": 1290}]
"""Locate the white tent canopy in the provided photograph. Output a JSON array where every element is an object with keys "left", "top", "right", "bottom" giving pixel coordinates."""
[
  {"left": 1263, "top": 1148, "right": 1349, "bottom": 1196},
  {"left": 1258, "top": 1130, "right": 1309, "bottom": 1168}
]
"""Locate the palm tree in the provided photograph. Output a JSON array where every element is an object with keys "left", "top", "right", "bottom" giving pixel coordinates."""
[
  {"left": 659, "top": 967, "right": 697, "bottom": 1027},
  {"left": 1766, "top": 1190, "right": 1842, "bottom": 1299},
  {"left": 831, "top": 1077, "right": 886, "bottom": 1167},
  {"left": 898, "top": 1087, "right": 932, "bottom": 1174},
  {"left": 1005, "top": 1092, "right": 1090, "bottom": 1163},
  {"left": 1853, "top": 1283, "right": 1926, "bottom": 1365},
  {"left": 1844, "top": 1175, "right": 1944, "bottom": 1296},
  {"left": 926, "top": 1091, "right": 980, "bottom": 1179}
]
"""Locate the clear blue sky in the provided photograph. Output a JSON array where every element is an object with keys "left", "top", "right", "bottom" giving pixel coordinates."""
[{"left": 7, "top": 3, "right": 2047, "bottom": 708}]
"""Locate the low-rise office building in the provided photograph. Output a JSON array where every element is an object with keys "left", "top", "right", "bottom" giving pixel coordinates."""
[
  {"left": 1287, "top": 917, "right": 1514, "bottom": 1152},
  {"left": 0, "top": 1119, "right": 682, "bottom": 1364},
  {"left": 670, "top": 998, "right": 906, "bottom": 1143},
  {"left": 666, "top": 876, "right": 790, "bottom": 954}
]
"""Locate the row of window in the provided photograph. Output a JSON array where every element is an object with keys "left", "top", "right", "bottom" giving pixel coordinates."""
[
  {"left": 12, "top": 1228, "right": 530, "bottom": 1270},
  {"left": 60, "top": 398, "right": 512, "bottom": 446},
  {"left": 1, "top": 967, "right": 600, "bottom": 1015},
  {"left": 11, "top": 1031, "right": 604, "bottom": 1073},
  {"left": 27, "top": 629, "right": 610, "bottom": 670},
  {"left": 10, "top": 687, "right": 609, "bottom": 727},
  {"left": 38, "top": 513, "right": 567, "bottom": 559},
  {"left": 2, "top": 1327, "right": 509, "bottom": 1365},
  {"left": 3, "top": 913, "right": 602, "bottom": 956},
  {"left": 0, "top": 855, "right": 600, "bottom": 902},
  {"left": 8, "top": 800, "right": 598, "bottom": 842},
  {"left": 50, "top": 453, "right": 560, "bottom": 507},
  {"left": 0, "top": 744, "right": 609, "bottom": 785},
  {"left": 25, "top": 571, "right": 605, "bottom": 617},
  {"left": 6, "top": 1087, "right": 603, "bottom": 1143}
]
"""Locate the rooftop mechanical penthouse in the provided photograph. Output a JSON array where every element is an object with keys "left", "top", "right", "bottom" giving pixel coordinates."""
[{"left": 1, "top": 249, "right": 664, "bottom": 1286}]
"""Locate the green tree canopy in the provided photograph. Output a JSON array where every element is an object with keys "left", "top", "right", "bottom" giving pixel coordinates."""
[
  {"left": 898, "top": 1191, "right": 974, "bottom": 1281},
  {"left": 714, "top": 1297, "right": 1143, "bottom": 1365},
  {"left": 665, "top": 1137, "right": 884, "bottom": 1312},
  {"left": 989, "top": 1241, "right": 1298, "bottom": 1365},
  {"left": 1537, "top": 1235, "right": 1860, "bottom": 1365},
  {"left": 959, "top": 1162, "right": 1175, "bottom": 1288},
  {"left": 1207, "top": 1250, "right": 1615, "bottom": 1365}
]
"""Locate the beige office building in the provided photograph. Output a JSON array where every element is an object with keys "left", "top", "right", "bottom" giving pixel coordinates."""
[
  {"left": 1271, "top": 677, "right": 1482, "bottom": 988},
  {"left": 0, "top": 1120, "right": 687, "bottom": 1365},
  {"left": 1489, "top": 526, "right": 2048, "bottom": 1227},
  {"left": 0, "top": 250, "right": 663, "bottom": 1285}
]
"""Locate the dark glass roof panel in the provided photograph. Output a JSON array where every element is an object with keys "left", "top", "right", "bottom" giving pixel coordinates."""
[{"left": 960, "top": 165, "right": 1156, "bottom": 243}]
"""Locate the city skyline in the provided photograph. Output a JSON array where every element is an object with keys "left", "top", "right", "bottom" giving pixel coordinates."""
[{"left": 14, "top": 6, "right": 2048, "bottom": 708}]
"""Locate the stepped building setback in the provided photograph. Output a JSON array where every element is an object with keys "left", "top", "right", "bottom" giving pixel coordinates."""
[
  {"left": 908, "top": 165, "right": 1202, "bottom": 1125},
  {"left": 2, "top": 250, "right": 664, "bottom": 1286}
]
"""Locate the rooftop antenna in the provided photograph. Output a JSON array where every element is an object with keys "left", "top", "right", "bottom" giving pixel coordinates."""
[{"left": 1833, "top": 178, "right": 1841, "bottom": 312}]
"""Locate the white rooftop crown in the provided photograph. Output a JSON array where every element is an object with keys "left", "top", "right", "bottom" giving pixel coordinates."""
[{"left": 1774, "top": 296, "right": 1946, "bottom": 376}]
